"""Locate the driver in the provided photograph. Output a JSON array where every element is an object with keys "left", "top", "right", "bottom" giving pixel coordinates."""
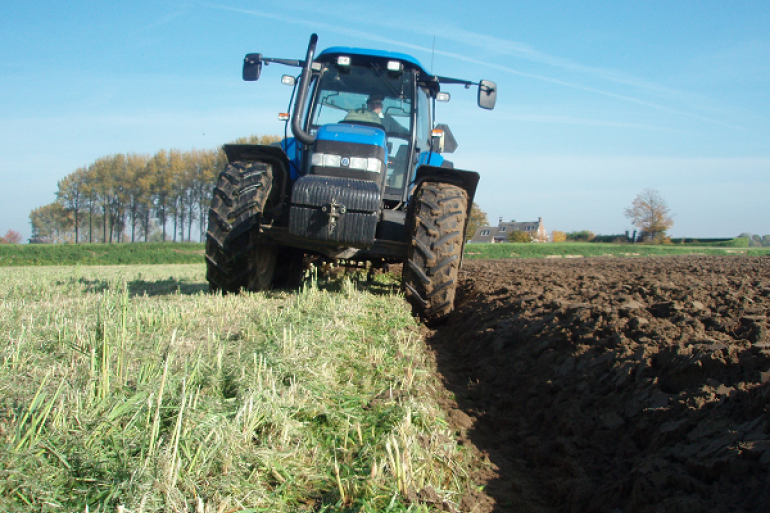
[
  {"left": 365, "top": 95, "right": 409, "bottom": 136},
  {"left": 342, "top": 95, "right": 409, "bottom": 136}
]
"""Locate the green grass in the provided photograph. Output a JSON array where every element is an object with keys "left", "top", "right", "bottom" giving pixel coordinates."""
[
  {"left": 0, "top": 243, "right": 205, "bottom": 266},
  {"left": 3, "top": 237, "right": 767, "bottom": 268},
  {"left": 0, "top": 265, "right": 473, "bottom": 512},
  {"left": 463, "top": 241, "right": 770, "bottom": 259},
  {"left": 670, "top": 237, "right": 750, "bottom": 247}
]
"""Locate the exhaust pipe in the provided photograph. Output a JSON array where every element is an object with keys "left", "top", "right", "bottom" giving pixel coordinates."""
[{"left": 291, "top": 33, "right": 318, "bottom": 146}]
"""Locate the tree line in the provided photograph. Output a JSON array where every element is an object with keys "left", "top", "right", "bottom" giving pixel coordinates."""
[
  {"left": 29, "top": 136, "right": 279, "bottom": 244},
  {"left": 737, "top": 233, "right": 770, "bottom": 247}
]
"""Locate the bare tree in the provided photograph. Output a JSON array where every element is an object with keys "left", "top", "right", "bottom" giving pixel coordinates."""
[
  {"left": 150, "top": 150, "right": 172, "bottom": 241},
  {"left": 624, "top": 189, "right": 674, "bottom": 242},
  {"left": 56, "top": 167, "right": 87, "bottom": 243}
]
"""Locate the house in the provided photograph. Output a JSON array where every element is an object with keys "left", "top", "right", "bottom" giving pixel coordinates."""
[{"left": 469, "top": 217, "right": 547, "bottom": 243}]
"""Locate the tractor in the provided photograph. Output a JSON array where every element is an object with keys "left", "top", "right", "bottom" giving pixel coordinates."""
[{"left": 205, "top": 33, "right": 496, "bottom": 323}]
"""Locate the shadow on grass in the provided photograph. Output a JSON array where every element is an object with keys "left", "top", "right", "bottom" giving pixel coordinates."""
[
  {"left": 71, "top": 277, "right": 208, "bottom": 297},
  {"left": 128, "top": 278, "right": 209, "bottom": 296},
  {"left": 66, "top": 268, "right": 400, "bottom": 299}
]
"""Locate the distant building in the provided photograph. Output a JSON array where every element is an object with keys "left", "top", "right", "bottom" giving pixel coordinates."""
[{"left": 470, "top": 217, "right": 547, "bottom": 243}]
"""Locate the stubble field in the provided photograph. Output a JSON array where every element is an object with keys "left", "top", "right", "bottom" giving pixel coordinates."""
[{"left": 0, "top": 265, "right": 472, "bottom": 512}]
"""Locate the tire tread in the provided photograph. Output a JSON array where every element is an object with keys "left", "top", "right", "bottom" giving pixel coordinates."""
[{"left": 403, "top": 182, "right": 468, "bottom": 324}]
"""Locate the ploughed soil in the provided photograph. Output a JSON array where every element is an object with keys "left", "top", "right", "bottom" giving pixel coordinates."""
[{"left": 423, "top": 256, "right": 770, "bottom": 513}]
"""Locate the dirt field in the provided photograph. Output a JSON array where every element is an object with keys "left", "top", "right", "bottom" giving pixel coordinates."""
[{"left": 424, "top": 255, "right": 770, "bottom": 513}]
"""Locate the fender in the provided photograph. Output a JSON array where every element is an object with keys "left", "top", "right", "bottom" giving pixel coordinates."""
[
  {"left": 412, "top": 165, "right": 480, "bottom": 207},
  {"left": 412, "top": 165, "right": 480, "bottom": 260},
  {"left": 223, "top": 144, "right": 291, "bottom": 217}
]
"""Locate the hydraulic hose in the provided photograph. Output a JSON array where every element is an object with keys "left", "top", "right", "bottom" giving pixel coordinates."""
[{"left": 291, "top": 33, "right": 318, "bottom": 146}]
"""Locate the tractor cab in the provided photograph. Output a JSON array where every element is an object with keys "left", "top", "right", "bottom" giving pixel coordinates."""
[{"left": 301, "top": 47, "right": 434, "bottom": 205}]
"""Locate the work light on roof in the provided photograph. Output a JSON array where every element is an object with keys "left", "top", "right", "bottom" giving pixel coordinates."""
[
  {"left": 281, "top": 75, "right": 296, "bottom": 86},
  {"left": 387, "top": 60, "right": 403, "bottom": 72},
  {"left": 337, "top": 56, "right": 351, "bottom": 66}
]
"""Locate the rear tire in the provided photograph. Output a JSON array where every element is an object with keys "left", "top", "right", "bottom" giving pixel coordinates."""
[
  {"left": 205, "top": 160, "right": 275, "bottom": 293},
  {"left": 403, "top": 182, "right": 468, "bottom": 324}
]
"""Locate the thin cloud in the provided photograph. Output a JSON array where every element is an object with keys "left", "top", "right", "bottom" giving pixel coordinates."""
[
  {"left": 421, "top": 48, "right": 742, "bottom": 129},
  {"left": 137, "top": 6, "right": 190, "bottom": 33},
  {"left": 506, "top": 114, "right": 686, "bottom": 133},
  {"left": 417, "top": 26, "right": 685, "bottom": 97},
  {"left": 210, "top": 1, "right": 684, "bottom": 99},
  {"left": 196, "top": 1, "right": 741, "bottom": 130}
]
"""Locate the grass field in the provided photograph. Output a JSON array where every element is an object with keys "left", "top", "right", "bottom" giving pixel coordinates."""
[
  {"left": 0, "top": 265, "right": 472, "bottom": 512},
  {"left": 2, "top": 240, "right": 768, "bottom": 268},
  {"left": 0, "top": 243, "right": 205, "bottom": 266}
]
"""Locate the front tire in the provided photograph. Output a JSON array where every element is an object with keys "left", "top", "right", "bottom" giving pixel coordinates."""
[
  {"left": 403, "top": 182, "right": 468, "bottom": 324},
  {"left": 205, "top": 160, "right": 274, "bottom": 293}
]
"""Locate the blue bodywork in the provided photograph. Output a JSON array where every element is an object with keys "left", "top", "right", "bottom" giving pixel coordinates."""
[
  {"left": 280, "top": 137, "right": 301, "bottom": 180},
  {"left": 417, "top": 151, "right": 445, "bottom": 168},
  {"left": 315, "top": 123, "right": 387, "bottom": 148}
]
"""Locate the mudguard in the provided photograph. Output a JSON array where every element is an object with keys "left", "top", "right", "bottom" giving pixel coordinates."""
[
  {"left": 222, "top": 144, "right": 291, "bottom": 217},
  {"left": 412, "top": 165, "right": 480, "bottom": 207}
]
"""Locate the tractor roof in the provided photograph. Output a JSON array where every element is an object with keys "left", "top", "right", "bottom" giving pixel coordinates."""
[{"left": 317, "top": 47, "right": 431, "bottom": 77}]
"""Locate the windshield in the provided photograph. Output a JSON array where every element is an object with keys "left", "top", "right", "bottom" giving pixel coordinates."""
[{"left": 309, "top": 64, "right": 413, "bottom": 138}]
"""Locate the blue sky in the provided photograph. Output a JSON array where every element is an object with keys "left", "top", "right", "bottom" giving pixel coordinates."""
[{"left": 2, "top": 0, "right": 769, "bottom": 241}]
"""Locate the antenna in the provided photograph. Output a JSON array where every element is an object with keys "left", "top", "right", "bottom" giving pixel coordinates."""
[{"left": 431, "top": 36, "right": 436, "bottom": 74}]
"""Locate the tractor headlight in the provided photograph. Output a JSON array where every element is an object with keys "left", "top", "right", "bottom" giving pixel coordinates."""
[
  {"left": 312, "top": 153, "right": 382, "bottom": 174},
  {"left": 323, "top": 154, "right": 342, "bottom": 167},
  {"left": 348, "top": 157, "right": 366, "bottom": 170},
  {"left": 366, "top": 158, "right": 382, "bottom": 173},
  {"left": 311, "top": 153, "right": 341, "bottom": 168}
]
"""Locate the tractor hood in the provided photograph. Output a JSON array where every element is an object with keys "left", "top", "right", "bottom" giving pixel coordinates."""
[
  {"left": 310, "top": 124, "right": 388, "bottom": 182},
  {"left": 315, "top": 123, "right": 387, "bottom": 149}
]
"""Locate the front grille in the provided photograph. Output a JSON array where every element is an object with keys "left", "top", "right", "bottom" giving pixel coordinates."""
[{"left": 289, "top": 175, "right": 382, "bottom": 246}]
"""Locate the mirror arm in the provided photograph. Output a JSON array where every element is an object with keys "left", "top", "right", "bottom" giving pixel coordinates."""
[
  {"left": 262, "top": 57, "right": 304, "bottom": 68},
  {"left": 434, "top": 75, "right": 478, "bottom": 87}
]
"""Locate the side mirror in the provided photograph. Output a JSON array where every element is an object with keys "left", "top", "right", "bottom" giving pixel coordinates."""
[
  {"left": 243, "top": 53, "right": 263, "bottom": 81},
  {"left": 478, "top": 80, "right": 497, "bottom": 110}
]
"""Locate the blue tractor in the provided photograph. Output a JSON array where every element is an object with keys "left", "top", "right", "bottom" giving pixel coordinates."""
[{"left": 206, "top": 34, "right": 496, "bottom": 323}]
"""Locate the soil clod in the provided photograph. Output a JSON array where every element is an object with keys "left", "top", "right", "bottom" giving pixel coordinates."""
[{"left": 427, "top": 255, "right": 770, "bottom": 513}]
